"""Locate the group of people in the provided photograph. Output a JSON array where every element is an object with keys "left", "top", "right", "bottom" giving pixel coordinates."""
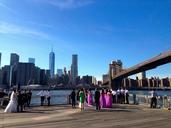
[
  {"left": 3, "top": 87, "right": 130, "bottom": 113},
  {"left": 70, "top": 88, "right": 129, "bottom": 111},
  {"left": 37, "top": 90, "right": 52, "bottom": 106},
  {"left": 4, "top": 89, "right": 32, "bottom": 113},
  {"left": 114, "top": 88, "right": 129, "bottom": 104}
]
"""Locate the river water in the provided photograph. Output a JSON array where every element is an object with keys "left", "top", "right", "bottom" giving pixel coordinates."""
[{"left": 30, "top": 90, "right": 171, "bottom": 106}]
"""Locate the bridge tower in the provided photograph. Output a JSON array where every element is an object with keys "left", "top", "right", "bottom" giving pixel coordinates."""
[{"left": 109, "top": 60, "right": 123, "bottom": 89}]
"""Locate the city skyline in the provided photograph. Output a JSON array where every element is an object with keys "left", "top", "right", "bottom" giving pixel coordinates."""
[{"left": 0, "top": 0, "right": 171, "bottom": 80}]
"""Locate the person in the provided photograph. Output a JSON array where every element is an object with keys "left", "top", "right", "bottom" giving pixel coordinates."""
[
  {"left": 94, "top": 89, "right": 100, "bottom": 110},
  {"left": 106, "top": 90, "right": 112, "bottom": 108},
  {"left": 76, "top": 89, "right": 80, "bottom": 103},
  {"left": 87, "top": 89, "right": 93, "bottom": 106},
  {"left": 0, "top": 89, "right": 7, "bottom": 98},
  {"left": 100, "top": 89, "right": 106, "bottom": 108},
  {"left": 133, "top": 93, "right": 136, "bottom": 105},
  {"left": 111, "top": 89, "right": 116, "bottom": 103},
  {"left": 17, "top": 90, "right": 23, "bottom": 112},
  {"left": 150, "top": 90, "right": 157, "bottom": 108},
  {"left": 27, "top": 90, "right": 32, "bottom": 107},
  {"left": 116, "top": 88, "right": 121, "bottom": 103},
  {"left": 4, "top": 89, "right": 18, "bottom": 113},
  {"left": 125, "top": 88, "right": 129, "bottom": 104},
  {"left": 79, "top": 88, "right": 85, "bottom": 111},
  {"left": 120, "top": 88, "right": 125, "bottom": 104},
  {"left": 0, "top": 89, "right": 7, "bottom": 106},
  {"left": 46, "top": 90, "right": 51, "bottom": 106},
  {"left": 70, "top": 89, "right": 76, "bottom": 108},
  {"left": 37, "top": 90, "right": 45, "bottom": 106}
]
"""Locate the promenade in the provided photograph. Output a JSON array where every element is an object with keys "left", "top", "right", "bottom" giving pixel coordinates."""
[{"left": 0, "top": 104, "right": 171, "bottom": 128}]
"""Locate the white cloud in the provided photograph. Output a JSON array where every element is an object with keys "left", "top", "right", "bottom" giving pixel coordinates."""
[
  {"left": 0, "top": 22, "right": 49, "bottom": 39},
  {"left": 32, "top": 0, "right": 94, "bottom": 9}
]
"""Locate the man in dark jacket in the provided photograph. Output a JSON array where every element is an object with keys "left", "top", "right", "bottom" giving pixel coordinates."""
[
  {"left": 17, "top": 90, "right": 23, "bottom": 112},
  {"left": 27, "top": 90, "right": 32, "bottom": 107},
  {"left": 70, "top": 89, "right": 76, "bottom": 108},
  {"left": 94, "top": 89, "right": 101, "bottom": 110}
]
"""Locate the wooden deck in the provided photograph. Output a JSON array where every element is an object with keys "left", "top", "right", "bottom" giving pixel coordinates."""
[{"left": 0, "top": 104, "right": 171, "bottom": 128}]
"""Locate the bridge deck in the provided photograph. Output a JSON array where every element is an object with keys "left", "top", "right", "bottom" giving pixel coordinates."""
[
  {"left": 112, "top": 50, "right": 171, "bottom": 80},
  {"left": 1, "top": 104, "right": 171, "bottom": 128}
]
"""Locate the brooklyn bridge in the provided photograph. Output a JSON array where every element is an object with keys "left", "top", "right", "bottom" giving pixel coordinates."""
[{"left": 107, "top": 50, "right": 171, "bottom": 89}]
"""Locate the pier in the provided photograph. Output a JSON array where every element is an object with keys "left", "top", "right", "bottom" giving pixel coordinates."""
[{"left": 1, "top": 104, "right": 171, "bottom": 128}]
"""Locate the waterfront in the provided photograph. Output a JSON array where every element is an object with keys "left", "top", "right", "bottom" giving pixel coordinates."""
[
  {"left": 1, "top": 89, "right": 171, "bottom": 128},
  {"left": 29, "top": 90, "right": 171, "bottom": 106},
  {"left": 1, "top": 104, "right": 171, "bottom": 128}
]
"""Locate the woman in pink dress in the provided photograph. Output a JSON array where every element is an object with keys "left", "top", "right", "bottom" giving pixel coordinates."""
[
  {"left": 105, "top": 90, "right": 113, "bottom": 108},
  {"left": 100, "top": 89, "right": 106, "bottom": 108},
  {"left": 87, "top": 90, "right": 93, "bottom": 106}
]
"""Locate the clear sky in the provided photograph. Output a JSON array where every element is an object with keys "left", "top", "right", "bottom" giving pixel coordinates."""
[{"left": 0, "top": 0, "right": 171, "bottom": 80}]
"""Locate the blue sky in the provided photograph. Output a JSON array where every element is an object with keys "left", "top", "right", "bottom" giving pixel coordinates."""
[{"left": 0, "top": 0, "right": 171, "bottom": 80}]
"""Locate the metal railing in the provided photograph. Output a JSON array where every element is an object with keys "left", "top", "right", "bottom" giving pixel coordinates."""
[{"left": 129, "top": 94, "right": 171, "bottom": 109}]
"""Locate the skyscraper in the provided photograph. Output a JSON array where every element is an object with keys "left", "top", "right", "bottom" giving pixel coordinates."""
[
  {"left": 16, "top": 63, "right": 35, "bottom": 86},
  {"left": 137, "top": 71, "right": 146, "bottom": 79},
  {"left": 49, "top": 49, "right": 55, "bottom": 78},
  {"left": 28, "top": 58, "right": 35, "bottom": 64},
  {"left": 10, "top": 53, "right": 19, "bottom": 65},
  {"left": 57, "top": 69, "right": 63, "bottom": 77},
  {"left": 0, "top": 52, "right": 1, "bottom": 68},
  {"left": 71, "top": 54, "right": 78, "bottom": 84}
]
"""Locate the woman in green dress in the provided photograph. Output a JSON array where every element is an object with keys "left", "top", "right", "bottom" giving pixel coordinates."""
[{"left": 79, "top": 88, "right": 85, "bottom": 110}]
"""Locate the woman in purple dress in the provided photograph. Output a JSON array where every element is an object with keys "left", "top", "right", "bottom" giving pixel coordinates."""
[
  {"left": 100, "top": 89, "right": 106, "bottom": 108},
  {"left": 87, "top": 90, "right": 93, "bottom": 106},
  {"left": 106, "top": 90, "right": 113, "bottom": 108}
]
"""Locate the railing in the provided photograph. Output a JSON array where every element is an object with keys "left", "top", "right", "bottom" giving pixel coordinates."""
[
  {"left": 129, "top": 94, "right": 171, "bottom": 109},
  {"left": 0, "top": 94, "right": 71, "bottom": 108},
  {"left": 31, "top": 94, "right": 71, "bottom": 106}
]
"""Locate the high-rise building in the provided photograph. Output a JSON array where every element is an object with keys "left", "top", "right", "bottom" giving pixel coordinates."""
[
  {"left": 16, "top": 63, "right": 35, "bottom": 86},
  {"left": 28, "top": 58, "right": 35, "bottom": 64},
  {"left": 10, "top": 53, "right": 19, "bottom": 65},
  {"left": 71, "top": 54, "right": 78, "bottom": 83},
  {"left": 0, "top": 52, "right": 1, "bottom": 68},
  {"left": 137, "top": 71, "right": 146, "bottom": 79},
  {"left": 1, "top": 65, "right": 11, "bottom": 86},
  {"left": 82, "top": 75, "right": 92, "bottom": 85},
  {"left": 49, "top": 49, "right": 55, "bottom": 78},
  {"left": 34, "top": 66, "right": 41, "bottom": 84},
  {"left": 57, "top": 69, "right": 63, "bottom": 77},
  {"left": 102, "top": 74, "right": 109, "bottom": 84},
  {"left": 40, "top": 69, "right": 46, "bottom": 85},
  {"left": 46, "top": 70, "right": 51, "bottom": 79}
]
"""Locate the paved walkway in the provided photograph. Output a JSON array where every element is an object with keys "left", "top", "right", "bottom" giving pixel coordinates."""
[{"left": 0, "top": 104, "right": 171, "bottom": 128}]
